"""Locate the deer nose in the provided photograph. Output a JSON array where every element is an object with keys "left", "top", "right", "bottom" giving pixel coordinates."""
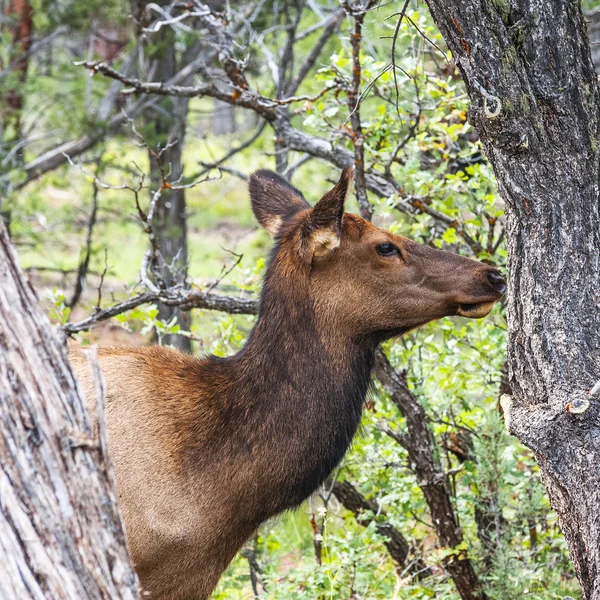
[{"left": 487, "top": 270, "right": 506, "bottom": 295}]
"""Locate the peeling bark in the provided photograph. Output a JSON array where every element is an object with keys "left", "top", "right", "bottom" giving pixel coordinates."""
[
  {"left": 422, "top": 0, "right": 600, "bottom": 597},
  {"left": 0, "top": 219, "right": 140, "bottom": 599}
]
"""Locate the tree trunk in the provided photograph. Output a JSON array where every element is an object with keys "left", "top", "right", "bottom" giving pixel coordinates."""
[
  {"left": 1, "top": 0, "right": 33, "bottom": 207},
  {"left": 144, "top": 24, "right": 192, "bottom": 352},
  {"left": 0, "top": 219, "right": 140, "bottom": 599},
  {"left": 0, "top": 0, "right": 33, "bottom": 156},
  {"left": 422, "top": 0, "right": 600, "bottom": 597}
]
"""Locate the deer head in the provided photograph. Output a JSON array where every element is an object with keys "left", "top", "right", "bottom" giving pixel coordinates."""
[{"left": 249, "top": 168, "right": 505, "bottom": 344}]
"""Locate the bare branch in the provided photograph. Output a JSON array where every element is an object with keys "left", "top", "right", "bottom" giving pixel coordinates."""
[
  {"left": 240, "top": 537, "right": 266, "bottom": 598},
  {"left": 62, "top": 288, "right": 258, "bottom": 336},
  {"left": 13, "top": 55, "right": 215, "bottom": 189},
  {"left": 343, "top": 0, "right": 378, "bottom": 220},
  {"left": 67, "top": 179, "right": 100, "bottom": 309},
  {"left": 187, "top": 121, "right": 267, "bottom": 181},
  {"left": 283, "top": 6, "right": 346, "bottom": 159},
  {"left": 389, "top": 0, "right": 411, "bottom": 117},
  {"left": 378, "top": 422, "right": 409, "bottom": 449},
  {"left": 206, "top": 248, "right": 244, "bottom": 294},
  {"left": 96, "top": 248, "right": 108, "bottom": 310},
  {"left": 79, "top": 61, "right": 335, "bottom": 115}
]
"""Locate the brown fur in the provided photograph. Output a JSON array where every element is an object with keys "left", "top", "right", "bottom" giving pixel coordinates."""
[{"left": 70, "top": 168, "right": 505, "bottom": 599}]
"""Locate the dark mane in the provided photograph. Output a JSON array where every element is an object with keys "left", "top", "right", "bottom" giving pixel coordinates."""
[{"left": 189, "top": 237, "right": 375, "bottom": 513}]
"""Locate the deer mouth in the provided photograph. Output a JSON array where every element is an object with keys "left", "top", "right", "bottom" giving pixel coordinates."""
[{"left": 456, "top": 301, "right": 497, "bottom": 319}]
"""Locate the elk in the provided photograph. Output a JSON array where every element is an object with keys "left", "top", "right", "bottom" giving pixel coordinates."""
[{"left": 71, "top": 168, "right": 505, "bottom": 600}]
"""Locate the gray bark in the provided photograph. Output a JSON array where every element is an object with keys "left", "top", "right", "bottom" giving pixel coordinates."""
[
  {"left": 0, "top": 218, "right": 140, "bottom": 599},
  {"left": 422, "top": 0, "right": 600, "bottom": 597}
]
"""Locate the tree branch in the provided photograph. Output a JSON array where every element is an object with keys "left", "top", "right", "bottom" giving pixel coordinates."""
[
  {"left": 374, "top": 349, "right": 487, "bottom": 600},
  {"left": 333, "top": 480, "right": 426, "bottom": 575},
  {"left": 286, "top": 7, "right": 345, "bottom": 97},
  {"left": 62, "top": 288, "right": 258, "bottom": 336}
]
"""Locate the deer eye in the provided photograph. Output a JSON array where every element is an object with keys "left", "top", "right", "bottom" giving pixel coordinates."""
[{"left": 376, "top": 243, "right": 401, "bottom": 258}]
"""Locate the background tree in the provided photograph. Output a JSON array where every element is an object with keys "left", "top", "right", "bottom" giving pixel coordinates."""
[
  {"left": 130, "top": 0, "right": 210, "bottom": 351},
  {"left": 1, "top": 0, "right": 593, "bottom": 598},
  {"left": 0, "top": 0, "right": 33, "bottom": 165}
]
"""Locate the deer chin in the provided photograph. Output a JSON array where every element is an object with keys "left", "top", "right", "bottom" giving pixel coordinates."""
[{"left": 456, "top": 301, "right": 496, "bottom": 319}]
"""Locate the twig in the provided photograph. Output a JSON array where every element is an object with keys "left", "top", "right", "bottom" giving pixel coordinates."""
[
  {"left": 143, "top": 3, "right": 208, "bottom": 34},
  {"left": 240, "top": 535, "right": 266, "bottom": 598},
  {"left": 67, "top": 179, "right": 100, "bottom": 309},
  {"left": 286, "top": 7, "right": 345, "bottom": 96},
  {"left": 95, "top": 248, "right": 108, "bottom": 310},
  {"left": 186, "top": 121, "right": 267, "bottom": 182},
  {"left": 62, "top": 153, "right": 131, "bottom": 191},
  {"left": 343, "top": 0, "right": 378, "bottom": 220},
  {"left": 206, "top": 248, "right": 244, "bottom": 293},
  {"left": 394, "top": 193, "right": 484, "bottom": 255},
  {"left": 378, "top": 422, "right": 409, "bottom": 449},
  {"left": 404, "top": 14, "right": 448, "bottom": 61},
  {"left": 80, "top": 60, "right": 334, "bottom": 108},
  {"left": 25, "top": 266, "right": 104, "bottom": 277},
  {"left": 12, "top": 51, "right": 216, "bottom": 190},
  {"left": 390, "top": 0, "right": 411, "bottom": 117}
]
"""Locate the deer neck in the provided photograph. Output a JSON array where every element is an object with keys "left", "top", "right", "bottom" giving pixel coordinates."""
[{"left": 211, "top": 270, "right": 376, "bottom": 510}]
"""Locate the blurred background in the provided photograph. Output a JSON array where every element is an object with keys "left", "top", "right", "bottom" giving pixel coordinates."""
[{"left": 3, "top": 0, "right": 599, "bottom": 598}]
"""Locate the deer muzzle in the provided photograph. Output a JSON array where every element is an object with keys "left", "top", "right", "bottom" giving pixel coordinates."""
[{"left": 456, "top": 269, "right": 506, "bottom": 318}]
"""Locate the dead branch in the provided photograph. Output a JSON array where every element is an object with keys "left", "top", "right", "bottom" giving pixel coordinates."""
[
  {"left": 67, "top": 179, "right": 100, "bottom": 309},
  {"left": 14, "top": 54, "right": 215, "bottom": 190},
  {"left": 62, "top": 288, "right": 258, "bottom": 336}
]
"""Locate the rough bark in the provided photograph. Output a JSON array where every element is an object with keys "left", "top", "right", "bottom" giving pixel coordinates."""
[
  {"left": 375, "top": 350, "right": 487, "bottom": 600},
  {"left": 0, "top": 218, "right": 140, "bottom": 599},
  {"left": 422, "top": 0, "right": 600, "bottom": 597}
]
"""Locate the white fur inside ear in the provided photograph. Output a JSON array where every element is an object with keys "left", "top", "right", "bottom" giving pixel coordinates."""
[
  {"left": 311, "top": 228, "right": 340, "bottom": 257},
  {"left": 263, "top": 216, "right": 282, "bottom": 237}
]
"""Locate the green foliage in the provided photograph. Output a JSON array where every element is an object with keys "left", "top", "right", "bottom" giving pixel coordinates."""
[
  {"left": 35, "top": 0, "right": 130, "bottom": 30},
  {"left": 5, "top": 1, "right": 581, "bottom": 599}
]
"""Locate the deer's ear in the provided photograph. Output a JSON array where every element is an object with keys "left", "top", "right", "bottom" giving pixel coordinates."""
[
  {"left": 249, "top": 170, "right": 310, "bottom": 236},
  {"left": 304, "top": 168, "right": 354, "bottom": 258}
]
